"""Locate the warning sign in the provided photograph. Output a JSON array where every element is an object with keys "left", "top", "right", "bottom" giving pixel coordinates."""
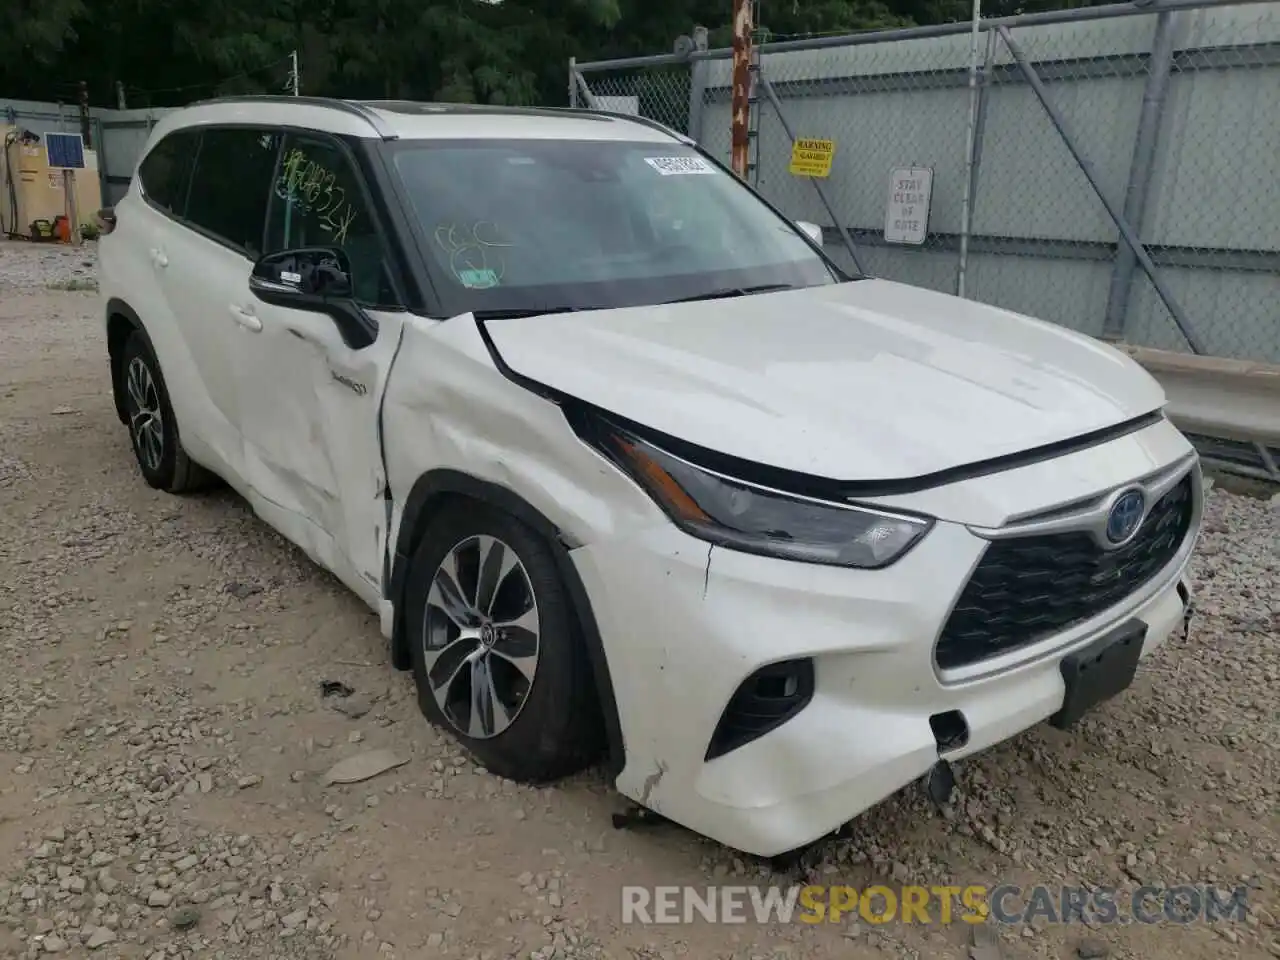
[
  {"left": 789, "top": 138, "right": 835, "bottom": 178},
  {"left": 884, "top": 167, "right": 933, "bottom": 245}
]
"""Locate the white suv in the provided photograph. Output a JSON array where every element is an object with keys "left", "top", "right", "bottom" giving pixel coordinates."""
[{"left": 97, "top": 96, "right": 1202, "bottom": 858}]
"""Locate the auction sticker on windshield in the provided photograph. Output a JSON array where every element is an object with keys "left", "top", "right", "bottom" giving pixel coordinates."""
[
  {"left": 644, "top": 156, "right": 717, "bottom": 176},
  {"left": 457, "top": 268, "right": 500, "bottom": 289}
]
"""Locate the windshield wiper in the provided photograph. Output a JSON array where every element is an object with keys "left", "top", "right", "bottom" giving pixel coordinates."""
[
  {"left": 471, "top": 306, "right": 583, "bottom": 320},
  {"left": 662, "top": 283, "right": 798, "bottom": 304}
]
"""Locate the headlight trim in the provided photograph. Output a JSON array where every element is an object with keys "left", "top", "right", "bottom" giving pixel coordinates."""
[{"left": 576, "top": 409, "right": 934, "bottom": 570}]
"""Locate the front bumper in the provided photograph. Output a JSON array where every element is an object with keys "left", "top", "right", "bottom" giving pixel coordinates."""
[{"left": 571, "top": 424, "right": 1201, "bottom": 858}]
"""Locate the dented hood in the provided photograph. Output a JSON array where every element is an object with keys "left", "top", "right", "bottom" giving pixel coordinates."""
[{"left": 480, "top": 278, "right": 1165, "bottom": 482}]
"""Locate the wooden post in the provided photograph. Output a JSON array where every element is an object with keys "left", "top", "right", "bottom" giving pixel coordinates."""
[
  {"left": 78, "top": 81, "right": 92, "bottom": 148},
  {"left": 730, "top": 0, "right": 753, "bottom": 179}
]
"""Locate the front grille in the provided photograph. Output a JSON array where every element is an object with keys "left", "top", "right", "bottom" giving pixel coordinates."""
[{"left": 936, "top": 474, "right": 1195, "bottom": 670}]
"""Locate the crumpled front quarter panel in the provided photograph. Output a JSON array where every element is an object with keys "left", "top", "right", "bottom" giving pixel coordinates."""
[{"left": 380, "top": 314, "right": 667, "bottom": 566}]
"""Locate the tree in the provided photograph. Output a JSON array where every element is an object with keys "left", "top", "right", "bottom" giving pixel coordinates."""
[{"left": 0, "top": 0, "right": 1096, "bottom": 109}]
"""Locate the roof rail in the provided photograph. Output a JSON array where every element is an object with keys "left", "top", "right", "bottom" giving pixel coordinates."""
[
  {"left": 354, "top": 101, "right": 678, "bottom": 139},
  {"left": 355, "top": 100, "right": 611, "bottom": 122},
  {"left": 183, "top": 95, "right": 687, "bottom": 143},
  {"left": 562, "top": 107, "right": 693, "bottom": 144},
  {"left": 185, "top": 95, "right": 398, "bottom": 139}
]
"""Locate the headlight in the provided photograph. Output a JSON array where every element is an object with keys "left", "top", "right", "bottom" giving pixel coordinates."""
[{"left": 599, "top": 428, "right": 933, "bottom": 569}]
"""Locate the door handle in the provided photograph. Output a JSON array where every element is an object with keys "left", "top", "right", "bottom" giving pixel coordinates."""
[
  {"left": 149, "top": 248, "right": 168, "bottom": 268},
  {"left": 228, "top": 305, "right": 262, "bottom": 332}
]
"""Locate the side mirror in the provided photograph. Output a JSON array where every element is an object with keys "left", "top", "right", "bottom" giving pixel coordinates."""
[
  {"left": 249, "top": 247, "right": 354, "bottom": 308},
  {"left": 796, "top": 221, "right": 823, "bottom": 246},
  {"left": 249, "top": 247, "right": 376, "bottom": 350}
]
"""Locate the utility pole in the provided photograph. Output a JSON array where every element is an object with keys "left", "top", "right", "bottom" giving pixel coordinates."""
[
  {"left": 289, "top": 51, "right": 300, "bottom": 96},
  {"left": 730, "top": 0, "right": 753, "bottom": 178},
  {"left": 115, "top": 81, "right": 127, "bottom": 110}
]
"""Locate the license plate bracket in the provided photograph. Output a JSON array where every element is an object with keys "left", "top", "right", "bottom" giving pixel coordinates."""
[{"left": 1049, "top": 619, "right": 1146, "bottom": 729}]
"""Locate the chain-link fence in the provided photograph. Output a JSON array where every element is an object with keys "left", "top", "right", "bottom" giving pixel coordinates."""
[{"left": 571, "top": 0, "right": 1280, "bottom": 371}]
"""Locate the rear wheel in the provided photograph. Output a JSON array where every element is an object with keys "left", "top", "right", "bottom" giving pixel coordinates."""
[
  {"left": 120, "top": 331, "right": 212, "bottom": 493},
  {"left": 404, "top": 502, "right": 602, "bottom": 781}
]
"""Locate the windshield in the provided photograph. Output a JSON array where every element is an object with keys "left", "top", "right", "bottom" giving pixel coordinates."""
[{"left": 386, "top": 138, "right": 843, "bottom": 315}]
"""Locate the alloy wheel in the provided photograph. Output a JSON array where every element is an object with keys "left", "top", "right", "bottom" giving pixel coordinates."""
[
  {"left": 422, "top": 534, "right": 541, "bottom": 739},
  {"left": 125, "top": 356, "right": 164, "bottom": 472}
]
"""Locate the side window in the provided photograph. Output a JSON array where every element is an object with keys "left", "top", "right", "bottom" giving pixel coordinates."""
[
  {"left": 136, "top": 130, "right": 197, "bottom": 216},
  {"left": 265, "top": 134, "right": 396, "bottom": 307},
  {"left": 185, "top": 128, "right": 281, "bottom": 257}
]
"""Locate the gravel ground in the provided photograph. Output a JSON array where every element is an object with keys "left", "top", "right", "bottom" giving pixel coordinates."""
[{"left": 0, "top": 240, "right": 1277, "bottom": 960}]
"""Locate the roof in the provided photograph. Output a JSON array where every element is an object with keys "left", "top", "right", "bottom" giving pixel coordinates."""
[{"left": 153, "top": 95, "right": 685, "bottom": 144}]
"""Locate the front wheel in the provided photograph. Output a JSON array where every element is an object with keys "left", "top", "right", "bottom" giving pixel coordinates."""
[{"left": 404, "top": 503, "right": 602, "bottom": 781}]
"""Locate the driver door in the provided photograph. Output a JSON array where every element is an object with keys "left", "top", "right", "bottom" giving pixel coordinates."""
[{"left": 230, "top": 130, "right": 404, "bottom": 603}]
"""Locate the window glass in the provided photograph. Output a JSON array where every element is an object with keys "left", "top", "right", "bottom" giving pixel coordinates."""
[
  {"left": 387, "top": 139, "right": 837, "bottom": 315},
  {"left": 265, "top": 134, "right": 395, "bottom": 306},
  {"left": 137, "top": 130, "right": 198, "bottom": 216},
  {"left": 185, "top": 128, "right": 280, "bottom": 256}
]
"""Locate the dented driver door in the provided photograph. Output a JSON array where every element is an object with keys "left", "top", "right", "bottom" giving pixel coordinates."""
[
  {"left": 230, "top": 130, "right": 406, "bottom": 605},
  {"left": 229, "top": 301, "right": 405, "bottom": 605}
]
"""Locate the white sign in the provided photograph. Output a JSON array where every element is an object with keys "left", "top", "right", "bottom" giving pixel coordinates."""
[
  {"left": 884, "top": 167, "right": 933, "bottom": 245},
  {"left": 644, "top": 156, "right": 716, "bottom": 176},
  {"left": 596, "top": 95, "right": 640, "bottom": 116}
]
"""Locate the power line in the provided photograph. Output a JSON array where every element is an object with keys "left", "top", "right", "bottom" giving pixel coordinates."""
[{"left": 124, "top": 54, "right": 294, "bottom": 101}]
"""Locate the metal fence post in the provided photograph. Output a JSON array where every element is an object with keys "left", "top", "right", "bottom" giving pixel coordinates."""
[
  {"left": 1102, "top": 10, "right": 1181, "bottom": 341},
  {"left": 996, "top": 24, "right": 1207, "bottom": 355},
  {"left": 757, "top": 72, "right": 866, "bottom": 275},
  {"left": 688, "top": 27, "right": 710, "bottom": 142},
  {"left": 93, "top": 116, "right": 108, "bottom": 208},
  {"left": 1254, "top": 442, "right": 1280, "bottom": 481},
  {"left": 957, "top": 27, "right": 996, "bottom": 298},
  {"left": 574, "top": 71, "right": 600, "bottom": 110}
]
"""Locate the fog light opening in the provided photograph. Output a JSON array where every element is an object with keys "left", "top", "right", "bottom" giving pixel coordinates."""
[{"left": 704, "top": 658, "right": 815, "bottom": 761}]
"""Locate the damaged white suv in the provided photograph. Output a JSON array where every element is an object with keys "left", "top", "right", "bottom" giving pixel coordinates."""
[{"left": 98, "top": 96, "right": 1202, "bottom": 857}]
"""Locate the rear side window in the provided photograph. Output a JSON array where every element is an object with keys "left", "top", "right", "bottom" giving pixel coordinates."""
[
  {"left": 137, "top": 130, "right": 198, "bottom": 215},
  {"left": 185, "top": 128, "right": 281, "bottom": 257}
]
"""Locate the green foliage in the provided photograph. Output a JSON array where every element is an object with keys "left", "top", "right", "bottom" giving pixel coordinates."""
[
  {"left": 0, "top": 0, "right": 1096, "bottom": 110},
  {"left": 1, "top": 0, "right": 88, "bottom": 68}
]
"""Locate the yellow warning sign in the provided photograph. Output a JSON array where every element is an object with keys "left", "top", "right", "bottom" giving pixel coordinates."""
[{"left": 789, "top": 138, "right": 835, "bottom": 178}]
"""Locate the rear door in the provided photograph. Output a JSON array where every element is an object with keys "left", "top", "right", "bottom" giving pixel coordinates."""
[
  {"left": 104, "top": 129, "right": 230, "bottom": 467},
  {"left": 157, "top": 126, "right": 281, "bottom": 486}
]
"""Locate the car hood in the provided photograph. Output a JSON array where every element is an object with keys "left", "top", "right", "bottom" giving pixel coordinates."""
[{"left": 480, "top": 279, "right": 1165, "bottom": 482}]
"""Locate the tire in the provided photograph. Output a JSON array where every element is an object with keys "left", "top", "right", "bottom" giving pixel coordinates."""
[
  {"left": 404, "top": 501, "right": 602, "bottom": 781},
  {"left": 120, "top": 330, "right": 213, "bottom": 493}
]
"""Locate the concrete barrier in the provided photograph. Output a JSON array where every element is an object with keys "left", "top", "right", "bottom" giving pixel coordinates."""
[{"left": 1119, "top": 345, "right": 1280, "bottom": 482}]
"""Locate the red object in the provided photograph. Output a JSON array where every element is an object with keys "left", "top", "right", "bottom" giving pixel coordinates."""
[{"left": 730, "top": 0, "right": 753, "bottom": 179}]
